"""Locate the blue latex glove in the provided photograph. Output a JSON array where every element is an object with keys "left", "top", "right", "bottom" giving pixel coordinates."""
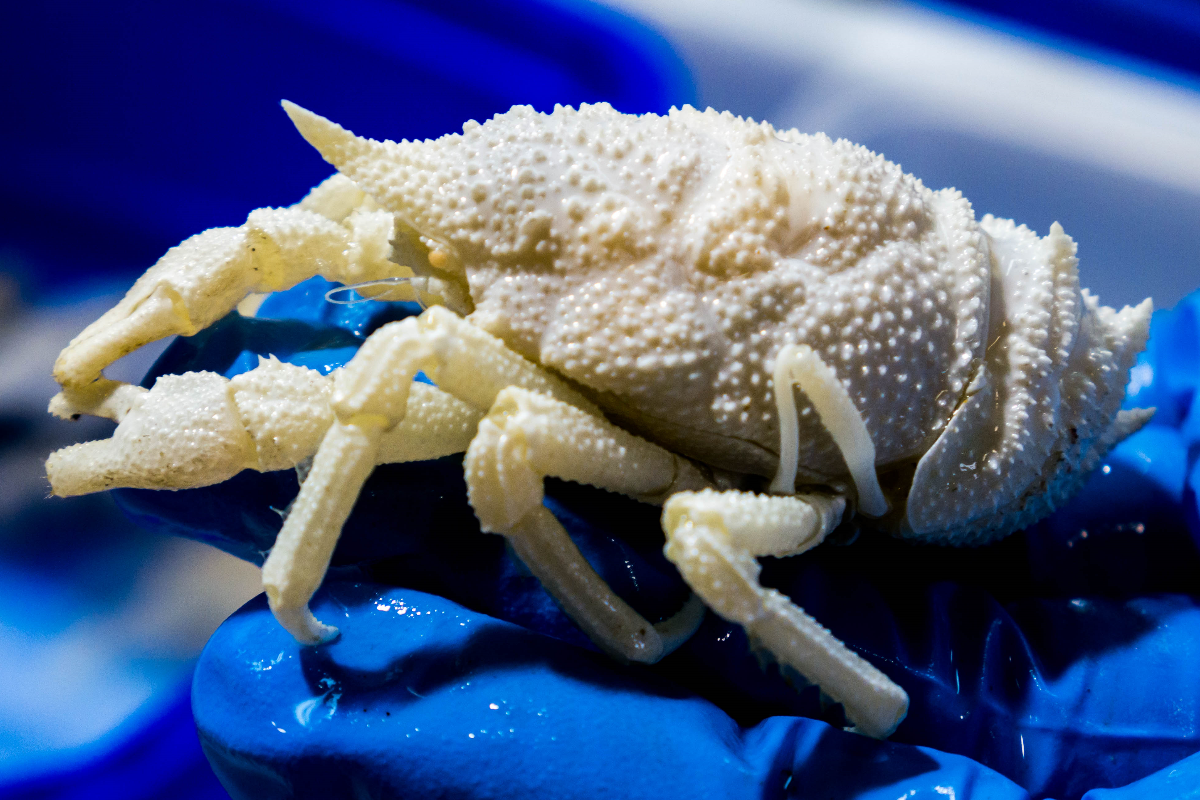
[
  {"left": 195, "top": 582, "right": 1033, "bottom": 799},
  {"left": 118, "top": 280, "right": 1200, "bottom": 799}
]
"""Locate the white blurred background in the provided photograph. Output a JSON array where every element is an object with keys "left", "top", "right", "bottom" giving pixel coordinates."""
[{"left": 608, "top": 0, "right": 1200, "bottom": 310}]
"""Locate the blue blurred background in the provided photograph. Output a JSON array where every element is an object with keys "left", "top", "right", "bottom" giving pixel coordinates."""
[{"left": 1, "top": 1, "right": 1198, "bottom": 797}]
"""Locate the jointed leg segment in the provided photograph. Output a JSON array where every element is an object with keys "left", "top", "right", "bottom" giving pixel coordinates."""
[
  {"left": 661, "top": 490, "right": 909, "bottom": 738},
  {"left": 466, "top": 387, "right": 711, "bottom": 662},
  {"left": 259, "top": 306, "right": 710, "bottom": 651}
]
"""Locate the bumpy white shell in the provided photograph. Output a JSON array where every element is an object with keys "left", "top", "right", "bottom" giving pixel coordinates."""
[{"left": 291, "top": 102, "right": 1152, "bottom": 544}]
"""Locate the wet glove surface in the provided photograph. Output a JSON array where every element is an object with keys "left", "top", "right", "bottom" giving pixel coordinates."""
[
  {"left": 119, "top": 280, "right": 1200, "bottom": 799},
  {"left": 196, "top": 582, "right": 1035, "bottom": 800}
]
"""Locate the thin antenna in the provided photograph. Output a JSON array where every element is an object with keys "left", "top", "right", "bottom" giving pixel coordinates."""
[{"left": 324, "top": 277, "right": 427, "bottom": 309}]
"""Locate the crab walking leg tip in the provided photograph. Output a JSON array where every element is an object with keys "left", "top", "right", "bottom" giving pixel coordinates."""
[
  {"left": 663, "top": 490, "right": 905, "bottom": 738},
  {"left": 750, "top": 591, "right": 909, "bottom": 739},
  {"left": 504, "top": 505, "right": 667, "bottom": 665},
  {"left": 265, "top": 589, "right": 340, "bottom": 646},
  {"left": 261, "top": 419, "right": 383, "bottom": 644}
]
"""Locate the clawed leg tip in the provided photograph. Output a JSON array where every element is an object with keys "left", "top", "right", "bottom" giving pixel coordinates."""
[
  {"left": 269, "top": 599, "right": 341, "bottom": 646},
  {"left": 845, "top": 699, "right": 908, "bottom": 739},
  {"left": 293, "top": 620, "right": 340, "bottom": 647},
  {"left": 307, "top": 626, "right": 341, "bottom": 647}
]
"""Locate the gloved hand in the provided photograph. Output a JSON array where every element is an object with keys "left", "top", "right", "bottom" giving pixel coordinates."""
[
  {"left": 119, "top": 280, "right": 1200, "bottom": 799},
  {"left": 195, "top": 580, "right": 1036, "bottom": 800}
]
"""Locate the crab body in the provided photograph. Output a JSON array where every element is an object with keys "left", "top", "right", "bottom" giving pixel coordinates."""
[
  {"left": 303, "top": 102, "right": 1150, "bottom": 542},
  {"left": 46, "top": 102, "right": 1152, "bottom": 739}
]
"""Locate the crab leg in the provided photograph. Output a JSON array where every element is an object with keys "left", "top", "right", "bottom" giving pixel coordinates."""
[
  {"left": 46, "top": 356, "right": 482, "bottom": 497},
  {"left": 770, "top": 343, "right": 888, "bottom": 517},
  {"left": 661, "top": 490, "right": 909, "bottom": 739},
  {"left": 51, "top": 174, "right": 402, "bottom": 411},
  {"left": 465, "top": 387, "right": 711, "bottom": 663},
  {"left": 260, "top": 307, "right": 607, "bottom": 643}
]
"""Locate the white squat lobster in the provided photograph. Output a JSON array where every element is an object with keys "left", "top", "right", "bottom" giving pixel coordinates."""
[{"left": 46, "top": 102, "right": 1153, "bottom": 739}]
